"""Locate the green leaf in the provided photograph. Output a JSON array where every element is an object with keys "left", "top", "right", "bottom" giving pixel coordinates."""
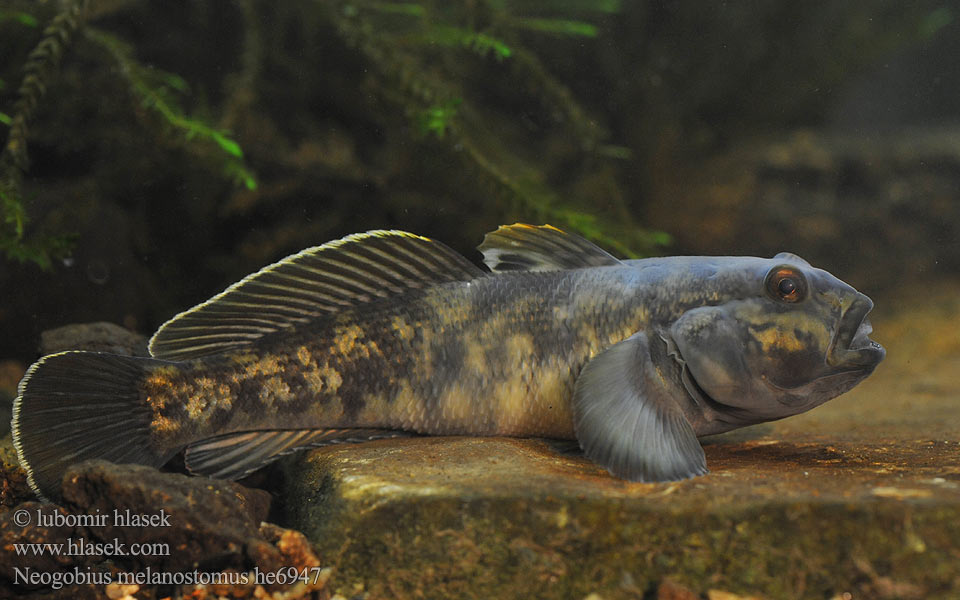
[
  {"left": 156, "top": 71, "right": 190, "bottom": 93},
  {"left": 211, "top": 131, "right": 244, "bottom": 158},
  {"left": 1, "top": 188, "right": 26, "bottom": 239},
  {"left": 511, "top": 18, "right": 598, "bottom": 37},
  {"left": 224, "top": 161, "right": 258, "bottom": 190},
  {"left": 416, "top": 98, "right": 461, "bottom": 139},
  {"left": 16, "top": 12, "right": 39, "bottom": 27},
  {"left": 421, "top": 26, "right": 514, "bottom": 60},
  {"left": 470, "top": 33, "right": 513, "bottom": 59},
  {"left": 0, "top": 11, "right": 39, "bottom": 27},
  {"left": 0, "top": 112, "right": 11, "bottom": 126}
]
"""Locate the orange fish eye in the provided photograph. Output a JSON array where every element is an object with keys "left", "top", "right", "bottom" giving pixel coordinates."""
[{"left": 765, "top": 266, "right": 807, "bottom": 303}]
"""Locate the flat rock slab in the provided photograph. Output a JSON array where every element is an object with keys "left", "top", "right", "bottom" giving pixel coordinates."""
[{"left": 284, "top": 283, "right": 960, "bottom": 599}]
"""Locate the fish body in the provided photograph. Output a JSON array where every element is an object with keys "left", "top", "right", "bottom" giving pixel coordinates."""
[
  {"left": 144, "top": 267, "right": 648, "bottom": 445},
  {"left": 12, "top": 225, "right": 885, "bottom": 499}
]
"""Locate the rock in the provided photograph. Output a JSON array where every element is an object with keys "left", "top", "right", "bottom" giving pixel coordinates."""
[
  {"left": 646, "top": 127, "right": 960, "bottom": 292},
  {"left": 0, "top": 361, "right": 24, "bottom": 439},
  {"left": 281, "top": 284, "right": 960, "bottom": 599},
  {"left": 0, "top": 501, "right": 108, "bottom": 599},
  {"left": 38, "top": 323, "right": 148, "bottom": 357},
  {"left": 0, "top": 365, "right": 29, "bottom": 509},
  {"left": 0, "top": 462, "right": 328, "bottom": 599},
  {"left": 658, "top": 578, "right": 700, "bottom": 600},
  {"left": 707, "top": 591, "right": 765, "bottom": 600},
  {"left": 57, "top": 461, "right": 271, "bottom": 572},
  {"left": 0, "top": 434, "right": 32, "bottom": 509}
]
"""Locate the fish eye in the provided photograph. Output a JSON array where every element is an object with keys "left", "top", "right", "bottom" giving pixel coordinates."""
[{"left": 765, "top": 266, "right": 807, "bottom": 303}]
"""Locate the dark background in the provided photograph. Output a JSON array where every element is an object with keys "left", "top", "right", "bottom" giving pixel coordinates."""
[{"left": 2, "top": 0, "right": 959, "bottom": 363}]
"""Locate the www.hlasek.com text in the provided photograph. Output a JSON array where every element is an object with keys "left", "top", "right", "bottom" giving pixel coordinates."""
[{"left": 15, "top": 537, "right": 170, "bottom": 557}]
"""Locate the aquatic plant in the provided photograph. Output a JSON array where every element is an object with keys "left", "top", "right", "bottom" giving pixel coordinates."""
[
  {"left": 323, "top": 0, "right": 665, "bottom": 255},
  {"left": 0, "top": 0, "right": 256, "bottom": 269},
  {"left": 0, "top": 0, "right": 666, "bottom": 273},
  {"left": 82, "top": 28, "right": 257, "bottom": 192},
  {"left": 0, "top": 0, "right": 85, "bottom": 269}
]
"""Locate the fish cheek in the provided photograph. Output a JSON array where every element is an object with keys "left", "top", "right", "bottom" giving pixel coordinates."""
[
  {"left": 748, "top": 320, "right": 830, "bottom": 390},
  {"left": 760, "top": 343, "right": 823, "bottom": 390},
  {"left": 670, "top": 308, "right": 757, "bottom": 406}
]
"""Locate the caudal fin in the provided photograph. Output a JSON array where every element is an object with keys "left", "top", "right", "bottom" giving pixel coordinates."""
[{"left": 12, "top": 351, "right": 179, "bottom": 501}]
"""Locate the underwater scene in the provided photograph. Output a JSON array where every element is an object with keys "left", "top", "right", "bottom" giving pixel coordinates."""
[{"left": 1, "top": 1, "right": 958, "bottom": 599}]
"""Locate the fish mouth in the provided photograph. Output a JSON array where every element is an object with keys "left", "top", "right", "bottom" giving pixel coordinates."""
[{"left": 827, "top": 294, "right": 886, "bottom": 371}]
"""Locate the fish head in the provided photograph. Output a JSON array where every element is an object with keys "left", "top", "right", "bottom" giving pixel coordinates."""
[{"left": 668, "top": 253, "right": 886, "bottom": 425}]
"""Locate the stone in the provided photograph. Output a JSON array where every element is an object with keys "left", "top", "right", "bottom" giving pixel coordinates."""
[
  {"left": 707, "top": 592, "right": 765, "bottom": 600},
  {"left": 0, "top": 433, "right": 31, "bottom": 509},
  {"left": 645, "top": 127, "right": 960, "bottom": 293},
  {"left": 38, "top": 322, "right": 148, "bottom": 357},
  {"left": 0, "top": 361, "right": 24, "bottom": 439},
  {"left": 57, "top": 461, "right": 271, "bottom": 572},
  {"left": 658, "top": 578, "right": 700, "bottom": 600},
  {"left": 281, "top": 283, "right": 960, "bottom": 599},
  {"left": 0, "top": 462, "right": 327, "bottom": 599}
]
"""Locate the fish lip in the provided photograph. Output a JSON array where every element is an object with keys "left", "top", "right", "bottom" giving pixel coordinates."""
[{"left": 827, "top": 294, "right": 886, "bottom": 370}]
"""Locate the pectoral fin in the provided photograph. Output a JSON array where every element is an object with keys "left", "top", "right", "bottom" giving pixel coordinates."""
[{"left": 573, "top": 332, "right": 707, "bottom": 482}]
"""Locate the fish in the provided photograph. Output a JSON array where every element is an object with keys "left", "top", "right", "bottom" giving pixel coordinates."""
[{"left": 12, "top": 224, "right": 886, "bottom": 500}]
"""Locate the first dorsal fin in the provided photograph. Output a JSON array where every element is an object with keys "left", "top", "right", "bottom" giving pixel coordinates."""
[
  {"left": 478, "top": 223, "right": 622, "bottom": 272},
  {"left": 149, "top": 230, "right": 485, "bottom": 360}
]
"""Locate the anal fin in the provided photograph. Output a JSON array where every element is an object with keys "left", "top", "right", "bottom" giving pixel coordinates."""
[{"left": 184, "top": 428, "right": 412, "bottom": 480}]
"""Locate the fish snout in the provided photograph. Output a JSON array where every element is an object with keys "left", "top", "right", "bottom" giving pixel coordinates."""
[{"left": 827, "top": 293, "right": 885, "bottom": 370}]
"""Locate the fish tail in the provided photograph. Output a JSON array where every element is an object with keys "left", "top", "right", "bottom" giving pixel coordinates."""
[{"left": 12, "top": 351, "right": 179, "bottom": 501}]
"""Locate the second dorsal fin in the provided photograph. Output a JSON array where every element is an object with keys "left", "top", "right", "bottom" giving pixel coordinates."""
[
  {"left": 149, "top": 230, "right": 485, "bottom": 360},
  {"left": 478, "top": 223, "right": 622, "bottom": 272}
]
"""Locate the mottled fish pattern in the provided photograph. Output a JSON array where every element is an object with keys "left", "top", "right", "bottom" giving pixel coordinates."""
[{"left": 12, "top": 225, "right": 885, "bottom": 500}]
